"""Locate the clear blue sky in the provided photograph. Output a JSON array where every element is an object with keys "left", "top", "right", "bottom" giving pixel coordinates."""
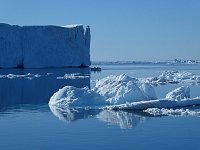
[{"left": 0, "top": 0, "right": 200, "bottom": 61}]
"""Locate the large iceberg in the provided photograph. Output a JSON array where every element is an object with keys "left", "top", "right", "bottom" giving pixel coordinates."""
[{"left": 0, "top": 23, "right": 90, "bottom": 68}]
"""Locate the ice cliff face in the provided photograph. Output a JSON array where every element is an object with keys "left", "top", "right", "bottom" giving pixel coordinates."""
[{"left": 0, "top": 23, "right": 91, "bottom": 68}]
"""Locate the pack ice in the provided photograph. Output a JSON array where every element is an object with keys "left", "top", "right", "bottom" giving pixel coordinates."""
[
  {"left": 49, "top": 74, "right": 200, "bottom": 110},
  {"left": 0, "top": 23, "right": 90, "bottom": 68}
]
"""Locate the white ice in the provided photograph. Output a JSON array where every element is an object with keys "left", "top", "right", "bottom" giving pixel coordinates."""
[
  {"left": 57, "top": 73, "right": 90, "bottom": 79},
  {"left": 49, "top": 74, "right": 200, "bottom": 110},
  {"left": 49, "top": 74, "right": 157, "bottom": 107},
  {"left": 0, "top": 73, "right": 41, "bottom": 79},
  {"left": 93, "top": 74, "right": 156, "bottom": 104},
  {"left": 166, "top": 86, "right": 190, "bottom": 100},
  {"left": 144, "top": 108, "right": 200, "bottom": 117},
  {"left": 49, "top": 86, "right": 107, "bottom": 108},
  {"left": 144, "top": 70, "right": 200, "bottom": 84}
]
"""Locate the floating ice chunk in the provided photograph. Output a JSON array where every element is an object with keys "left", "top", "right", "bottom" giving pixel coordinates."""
[
  {"left": 145, "top": 70, "right": 200, "bottom": 84},
  {"left": 0, "top": 73, "right": 41, "bottom": 79},
  {"left": 49, "top": 86, "right": 106, "bottom": 108},
  {"left": 144, "top": 108, "right": 200, "bottom": 117},
  {"left": 166, "top": 86, "right": 190, "bottom": 100},
  {"left": 93, "top": 74, "right": 148, "bottom": 104},
  {"left": 50, "top": 74, "right": 158, "bottom": 107},
  {"left": 57, "top": 73, "right": 90, "bottom": 79},
  {"left": 140, "top": 83, "right": 157, "bottom": 100}
]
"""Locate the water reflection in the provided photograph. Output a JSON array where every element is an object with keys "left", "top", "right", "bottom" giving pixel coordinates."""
[
  {"left": 0, "top": 68, "right": 90, "bottom": 107},
  {"left": 97, "top": 110, "right": 150, "bottom": 129},
  {"left": 49, "top": 105, "right": 151, "bottom": 129},
  {"left": 49, "top": 105, "right": 101, "bottom": 123}
]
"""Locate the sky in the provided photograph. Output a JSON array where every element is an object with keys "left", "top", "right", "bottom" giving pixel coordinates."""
[{"left": 0, "top": 0, "right": 200, "bottom": 61}]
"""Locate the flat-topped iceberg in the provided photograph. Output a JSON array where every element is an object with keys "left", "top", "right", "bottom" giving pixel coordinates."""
[{"left": 0, "top": 23, "right": 90, "bottom": 68}]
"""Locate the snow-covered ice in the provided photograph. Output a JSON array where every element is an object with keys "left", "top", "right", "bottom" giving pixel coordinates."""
[
  {"left": 93, "top": 74, "right": 156, "bottom": 104},
  {"left": 49, "top": 74, "right": 157, "bottom": 107},
  {"left": 145, "top": 70, "right": 200, "bottom": 84},
  {"left": 49, "top": 86, "right": 107, "bottom": 108},
  {"left": 144, "top": 108, "right": 200, "bottom": 117},
  {"left": 106, "top": 97, "right": 200, "bottom": 110},
  {"left": 57, "top": 73, "right": 90, "bottom": 79},
  {"left": 166, "top": 86, "right": 190, "bottom": 100},
  {"left": 0, "top": 23, "right": 90, "bottom": 68},
  {"left": 49, "top": 74, "right": 200, "bottom": 110}
]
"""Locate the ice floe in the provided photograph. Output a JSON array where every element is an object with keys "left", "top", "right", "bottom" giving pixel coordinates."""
[
  {"left": 144, "top": 70, "right": 200, "bottom": 84},
  {"left": 144, "top": 108, "right": 200, "bottom": 117},
  {"left": 0, "top": 73, "right": 41, "bottom": 79},
  {"left": 49, "top": 74, "right": 200, "bottom": 111},
  {"left": 56, "top": 73, "right": 90, "bottom": 79},
  {"left": 105, "top": 97, "right": 200, "bottom": 110}
]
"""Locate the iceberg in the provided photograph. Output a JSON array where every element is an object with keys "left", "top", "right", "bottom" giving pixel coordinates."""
[
  {"left": 49, "top": 74, "right": 157, "bottom": 107},
  {"left": 0, "top": 23, "right": 90, "bottom": 68},
  {"left": 49, "top": 74, "right": 200, "bottom": 110},
  {"left": 49, "top": 86, "right": 107, "bottom": 108}
]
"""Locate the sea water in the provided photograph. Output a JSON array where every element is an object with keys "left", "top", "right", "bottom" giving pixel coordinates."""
[{"left": 0, "top": 64, "right": 200, "bottom": 150}]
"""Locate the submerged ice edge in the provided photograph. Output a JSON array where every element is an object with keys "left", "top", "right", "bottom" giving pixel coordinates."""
[{"left": 104, "top": 98, "right": 200, "bottom": 110}]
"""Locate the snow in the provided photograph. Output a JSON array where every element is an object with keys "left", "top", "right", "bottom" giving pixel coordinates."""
[
  {"left": 166, "top": 86, "right": 190, "bottom": 100},
  {"left": 0, "top": 23, "right": 90, "bottom": 68},
  {"left": 93, "top": 74, "right": 148, "bottom": 104},
  {"left": 145, "top": 70, "right": 200, "bottom": 84},
  {"left": 144, "top": 108, "right": 200, "bottom": 117},
  {"left": 50, "top": 74, "right": 157, "bottom": 108},
  {"left": 105, "top": 97, "right": 200, "bottom": 110},
  {"left": 49, "top": 86, "right": 107, "bottom": 108}
]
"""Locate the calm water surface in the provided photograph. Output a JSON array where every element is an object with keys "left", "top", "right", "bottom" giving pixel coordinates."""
[{"left": 0, "top": 64, "right": 200, "bottom": 150}]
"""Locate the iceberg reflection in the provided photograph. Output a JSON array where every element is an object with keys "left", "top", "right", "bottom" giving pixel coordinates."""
[
  {"left": 49, "top": 105, "right": 151, "bottom": 129},
  {"left": 49, "top": 105, "right": 101, "bottom": 123},
  {"left": 0, "top": 68, "right": 90, "bottom": 107},
  {"left": 97, "top": 110, "right": 150, "bottom": 129}
]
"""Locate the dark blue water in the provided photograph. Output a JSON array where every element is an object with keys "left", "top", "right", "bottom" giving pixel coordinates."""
[{"left": 0, "top": 64, "right": 200, "bottom": 150}]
